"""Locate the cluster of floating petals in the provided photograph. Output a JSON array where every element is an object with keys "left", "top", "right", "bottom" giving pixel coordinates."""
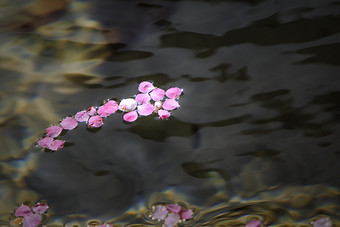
[
  {"left": 149, "top": 203, "right": 193, "bottom": 227},
  {"left": 11, "top": 202, "right": 49, "bottom": 227},
  {"left": 37, "top": 81, "right": 183, "bottom": 151}
]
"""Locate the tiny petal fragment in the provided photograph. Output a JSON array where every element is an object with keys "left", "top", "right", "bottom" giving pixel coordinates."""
[
  {"left": 150, "top": 88, "right": 165, "bottom": 101},
  {"left": 312, "top": 217, "right": 332, "bottom": 227},
  {"left": 151, "top": 205, "right": 168, "bottom": 221},
  {"left": 137, "top": 103, "right": 155, "bottom": 116},
  {"left": 88, "top": 116, "right": 104, "bottom": 128},
  {"left": 138, "top": 81, "right": 154, "bottom": 93},
  {"left": 37, "top": 137, "right": 54, "bottom": 148},
  {"left": 60, "top": 117, "right": 78, "bottom": 130},
  {"left": 123, "top": 111, "right": 138, "bottom": 122},
  {"left": 32, "top": 202, "right": 49, "bottom": 214},
  {"left": 87, "top": 106, "right": 97, "bottom": 116},
  {"left": 180, "top": 209, "right": 193, "bottom": 220},
  {"left": 246, "top": 219, "right": 262, "bottom": 227},
  {"left": 46, "top": 126, "right": 63, "bottom": 138},
  {"left": 158, "top": 109, "right": 171, "bottom": 120},
  {"left": 98, "top": 100, "right": 119, "bottom": 117},
  {"left": 166, "top": 87, "right": 182, "bottom": 99},
  {"left": 166, "top": 204, "right": 181, "bottom": 214},
  {"left": 23, "top": 213, "right": 42, "bottom": 227},
  {"left": 119, "top": 98, "right": 137, "bottom": 112},
  {"left": 164, "top": 213, "right": 180, "bottom": 227},
  {"left": 15, "top": 205, "right": 32, "bottom": 217},
  {"left": 163, "top": 99, "right": 180, "bottom": 110},
  {"left": 135, "top": 93, "right": 151, "bottom": 104},
  {"left": 49, "top": 139, "right": 65, "bottom": 151},
  {"left": 75, "top": 110, "right": 90, "bottom": 122}
]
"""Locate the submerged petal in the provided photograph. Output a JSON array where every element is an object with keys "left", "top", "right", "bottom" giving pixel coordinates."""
[
  {"left": 88, "top": 116, "right": 104, "bottom": 128},
  {"left": 75, "top": 110, "right": 90, "bottom": 122},
  {"left": 37, "top": 137, "right": 54, "bottom": 148},
  {"left": 165, "top": 87, "right": 182, "bottom": 99},
  {"left": 150, "top": 88, "right": 165, "bottom": 101},
  {"left": 135, "top": 93, "right": 151, "bottom": 104},
  {"left": 158, "top": 109, "right": 171, "bottom": 120},
  {"left": 46, "top": 125, "right": 63, "bottom": 138},
  {"left": 60, "top": 117, "right": 78, "bottom": 130},
  {"left": 137, "top": 103, "right": 155, "bottom": 116},
  {"left": 163, "top": 99, "right": 180, "bottom": 110},
  {"left": 123, "top": 111, "right": 138, "bottom": 122},
  {"left": 138, "top": 81, "right": 154, "bottom": 93},
  {"left": 119, "top": 98, "right": 137, "bottom": 112}
]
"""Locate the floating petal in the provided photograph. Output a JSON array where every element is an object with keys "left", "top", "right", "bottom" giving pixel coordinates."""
[
  {"left": 166, "top": 204, "right": 181, "bottom": 214},
  {"left": 164, "top": 213, "right": 180, "bottom": 227},
  {"left": 75, "top": 110, "right": 90, "bottom": 122},
  {"left": 37, "top": 137, "right": 54, "bottom": 148},
  {"left": 150, "top": 88, "right": 165, "bottom": 101},
  {"left": 88, "top": 116, "right": 104, "bottom": 128},
  {"left": 46, "top": 125, "right": 63, "bottom": 138},
  {"left": 312, "top": 217, "right": 332, "bottom": 227},
  {"left": 60, "top": 117, "right": 78, "bottom": 130},
  {"left": 165, "top": 87, "right": 182, "bottom": 99},
  {"left": 123, "top": 111, "right": 138, "bottom": 122},
  {"left": 15, "top": 205, "right": 32, "bottom": 217},
  {"left": 32, "top": 202, "right": 49, "bottom": 214},
  {"left": 49, "top": 139, "right": 65, "bottom": 151},
  {"left": 87, "top": 106, "right": 97, "bottom": 116},
  {"left": 98, "top": 100, "right": 119, "bottom": 117},
  {"left": 158, "top": 109, "right": 171, "bottom": 120},
  {"left": 138, "top": 81, "right": 154, "bottom": 93},
  {"left": 119, "top": 98, "right": 137, "bottom": 112},
  {"left": 23, "top": 213, "right": 42, "bottom": 227},
  {"left": 137, "top": 103, "right": 155, "bottom": 116},
  {"left": 246, "top": 219, "right": 262, "bottom": 227},
  {"left": 180, "top": 209, "right": 193, "bottom": 220},
  {"left": 163, "top": 99, "right": 180, "bottom": 110},
  {"left": 151, "top": 205, "right": 168, "bottom": 220},
  {"left": 135, "top": 93, "right": 151, "bottom": 104}
]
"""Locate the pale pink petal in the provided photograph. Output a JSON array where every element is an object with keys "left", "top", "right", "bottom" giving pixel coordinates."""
[
  {"left": 166, "top": 87, "right": 182, "bottom": 99},
  {"left": 88, "top": 116, "right": 104, "bottom": 128},
  {"left": 119, "top": 98, "right": 137, "bottom": 112},
  {"left": 246, "top": 219, "right": 262, "bottom": 227},
  {"left": 98, "top": 100, "right": 118, "bottom": 117},
  {"left": 151, "top": 205, "right": 168, "bottom": 221},
  {"left": 46, "top": 126, "right": 63, "bottom": 138},
  {"left": 164, "top": 213, "right": 180, "bottom": 227},
  {"left": 180, "top": 209, "right": 193, "bottom": 220},
  {"left": 15, "top": 205, "right": 32, "bottom": 217},
  {"left": 158, "top": 109, "right": 171, "bottom": 120},
  {"left": 166, "top": 204, "right": 181, "bottom": 214},
  {"left": 150, "top": 88, "right": 165, "bottom": 101},
  {"left": 123, "top": 111, "right": 138, "bottom": 122},
  {"left": 60, "top": 117, "right": 78, "bottom": 130},
  {"left": 87, "top": 106, "right": 97, "bottom": 116},
  {"left": 75, "top": 110, "right": 90, "bottom": 122},
  {"left": 137, "top": 103, "right": 155, "bottom": 116},
  {"left": 154, "top": 101, "right": 162, "bottom": 109},
  {"left": 23, "top": 213, "right": 42, "bottom": 227},
  {"left": 138, "top": 81, "right": 155, "bottom": 93},
  {"left": 32, "top": 202, "right": 49, "bottom": 214},
  {"left": 49, "top": 139, "right": 65, "bottom": 151},
  {"left": 312, "top": 217, "right": 332, "bottom": 227},
  {"left": 37, "top": 137, "right": 54, "bottom": 148},
  {"left": 135, "top": 93, "right": 151, "bottom": 104},
  {"left": 163, "top": 99, "right": 180, "bottom": 110}
]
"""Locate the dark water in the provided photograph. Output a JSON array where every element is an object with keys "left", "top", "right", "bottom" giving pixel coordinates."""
[{"left": 0, "top": 0, "right": 340, "bottom": 226}]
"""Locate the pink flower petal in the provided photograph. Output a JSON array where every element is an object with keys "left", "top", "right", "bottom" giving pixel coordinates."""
[
  {"left": 163, "top": 99, "right": 180, "bottom": 110},
  {"left": 246, "top": 219, "right": 262, "bottom": 227},
  {"left": 23, "top": 213, "right": 42, "bottom": 227},
  {"left": 137, "top": 103, "right": 155, "bottom": 116},
  {"left": 37, "top": 137, "right": 54, "bottom": 148},
  {"left": 154, "top": 101, "right": 162, "bottom": 109},
  {"left": 165, "top": 87, "right": 182, "bottom": 99},
  {"left": 312, "top": 217, "right": 332, "bottom": 227},
  {"left": 49, "top": 139, "right": 65, "bottom": 151},
  {"left": 60, "top": 117, "right": 78, "bottom": 130},
  {"left": 46, "top": 126, "right": 63, "bottom": 138},
  {"left": 135, "top": 93, "right": 151, "bottom": 104},
  {"left": 15, "top": 205, "right": 32, "bottom": 217},
  {"left": 180, "top": 209, "right": 193, "bottom": 220},
  {"left": 119, "top": 98, "right": 137, "bottom": 112},
  {"left": 87, "top": 106, "right": 97, "bottom": 116},
  {"left": 98, "top": 100, "right": 119, "bottom": 117},
  {"left": 150, "top": 88, "right": 165, "bottom": 101},
  {"left": 138, "top": 81, "right": 155, "bottom": 93},
  {"left": 164, "top": 213, "right": 180, "bottom": 227},
  {"left": 75, "top": 110, "right": 90, "bottom": 122},
  {"left": 166, "top": 204, "right": 181, "bottom": 214},
  {"left": 151, "top": 205, "right": 168, "bottom": 221},
  {"left": 123, "top": 111, "right": 138, "bottom": 122},
  {"left": 88, "top": 116, "right": 104, "bottom": 128},
  {"left": 158, "top": 109, "right": 171, "bottom": 120},
  {"left": 32, "top": 202, "right": 49, "bottom": 214}
]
